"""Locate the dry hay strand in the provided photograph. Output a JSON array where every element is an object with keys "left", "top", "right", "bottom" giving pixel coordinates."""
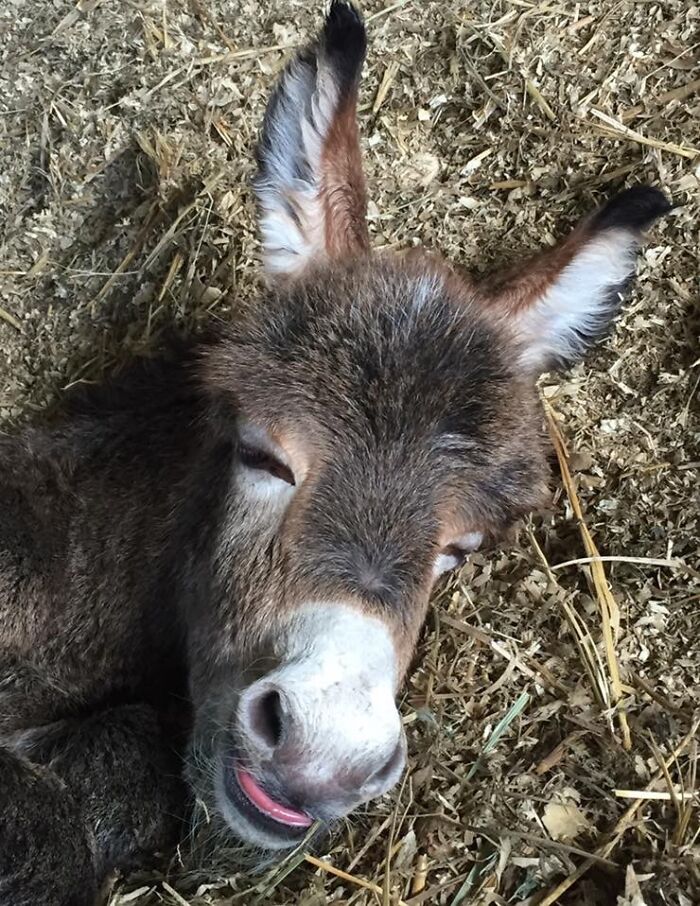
[
  {"left": 545, "top": 401, "right": 632, "bottom": 750},
  {"left": 536, "top": 716, "right": 700, "bottom": 906}
]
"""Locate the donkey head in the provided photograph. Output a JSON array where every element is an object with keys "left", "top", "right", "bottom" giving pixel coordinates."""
[{"left": 184, "top": 1, "right": 669, "bottom": 852}]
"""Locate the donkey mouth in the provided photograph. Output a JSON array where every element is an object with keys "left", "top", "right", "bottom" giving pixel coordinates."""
[
  {"left": 235, "top": 765, "right": 313, "bottom": 828},
  {"left": 221, "top": 749, "right": 313, "bottom": 843}
]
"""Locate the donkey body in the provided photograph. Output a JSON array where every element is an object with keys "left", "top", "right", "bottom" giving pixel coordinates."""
[{"left": 0, "top": 3, "right": 670, "bottom": 904}]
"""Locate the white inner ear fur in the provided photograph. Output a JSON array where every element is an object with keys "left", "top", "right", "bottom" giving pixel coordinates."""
[
  {"left": 515, "top": 229, "right": 638, "bottom": 370},
  {"left": 256, "top": 58, "right": 341, "bottom": 278}
]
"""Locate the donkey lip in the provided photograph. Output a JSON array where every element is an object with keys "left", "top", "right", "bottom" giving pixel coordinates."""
[
  {"left": 220, "top": 747, "right": 312, "bottom": 841},
  {"left": 234, "top": 765, "right": 313, "bottom": 828}
]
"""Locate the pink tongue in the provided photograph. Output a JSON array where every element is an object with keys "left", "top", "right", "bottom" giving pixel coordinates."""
[{"left": 235, "top": 766, "right": 313, "bottom": 828}]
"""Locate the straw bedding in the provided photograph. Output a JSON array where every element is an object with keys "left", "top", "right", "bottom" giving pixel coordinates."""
[{"left": 0, "top": 1, "right": 698, "bottom": 903}]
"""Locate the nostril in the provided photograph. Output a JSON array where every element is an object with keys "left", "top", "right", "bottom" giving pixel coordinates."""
[
  {"left": 248, "top": 688, "right": 285, "bottom": 750},
  {"left": 369, "top": 736, "right": 406, "bottom": 790}
]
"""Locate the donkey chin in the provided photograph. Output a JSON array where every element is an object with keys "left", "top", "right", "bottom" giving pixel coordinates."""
[{"left": 188, "top": 604, "right": 407, "bottom": 854}]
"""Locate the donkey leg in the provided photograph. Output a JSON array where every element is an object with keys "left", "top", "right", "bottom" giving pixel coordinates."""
[
  {"left": 0, "top": 747, "right": 97, "bottom": 906},
  {"left": 34, "top": 703, "right": 188, "bottom": 881}
]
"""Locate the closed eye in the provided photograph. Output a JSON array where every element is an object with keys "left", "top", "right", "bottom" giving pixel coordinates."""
[
  {"left": 433, "top": 533, "right": 483, "bottom": 578},
  {"left": 433, "top": 546, "right": 467, "bottom": 577},
  {"left": 443, "top": 544, "right": 468, "bottom": 565},
  {"left": 239, "top": 444, "right": 296, "bottom": 486}
]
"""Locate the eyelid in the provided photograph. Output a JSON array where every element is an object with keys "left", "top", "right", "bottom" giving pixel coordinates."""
[
  {"left": 236, "top": 421, "right": 296, "bottom": 485},
  {"left": 433, "top": 532, "right": 484, "bottom": 577},
  {"left": 455, "top": 532, "right": 483, "bottom": 551},
  {"left": 433, "top": 550, "right": 463, "bottom": 577},
  {"left": 237, "top": 422, "right": 293, "bottom": 468}
]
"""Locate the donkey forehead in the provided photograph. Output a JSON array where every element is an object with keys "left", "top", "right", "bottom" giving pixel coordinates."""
[
  {"left": 205, "top": 264, "right": 549, "bottom": 622},
  {"left": 218, "top": 263, "right": 514, "bottom": 440}
]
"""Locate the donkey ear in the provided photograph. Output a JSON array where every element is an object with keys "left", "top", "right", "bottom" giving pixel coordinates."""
[
  {"left": 253, "top": 1, "right": 369, "bottom": 280},
  {"left": 482, "top": 187, "right": 672, "bottom": 372}
]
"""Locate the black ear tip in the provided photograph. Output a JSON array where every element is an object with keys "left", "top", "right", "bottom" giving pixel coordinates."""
[
  {"left": 593, "top": 185, "right": 673, "bottom": 233},
  {"left": 327, "top": 0, "right": 364, "bottom": 28},
  {"left": 323, "top": 1, "right": 367, "bottom": 77}
]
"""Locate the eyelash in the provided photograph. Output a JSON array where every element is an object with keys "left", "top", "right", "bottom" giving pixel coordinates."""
[{"left": 239, "top": 444, "right": 296, "bottom": 486}]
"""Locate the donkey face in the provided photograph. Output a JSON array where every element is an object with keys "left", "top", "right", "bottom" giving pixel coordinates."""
[{"left": 185, "top": 1, "right": 669, "bottom": 852}]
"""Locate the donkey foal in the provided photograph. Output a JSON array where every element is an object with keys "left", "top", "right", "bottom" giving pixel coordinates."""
[{"left": 0, "top": 2, "right": 670, "bottom": 903}]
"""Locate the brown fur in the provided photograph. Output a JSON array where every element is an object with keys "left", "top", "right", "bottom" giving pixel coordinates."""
[
  {"left": 321, "top": 96, "right": 370, "bottom": 259},
  {"left": 481, "top": 223, "right": 594, "bottom": 313}
]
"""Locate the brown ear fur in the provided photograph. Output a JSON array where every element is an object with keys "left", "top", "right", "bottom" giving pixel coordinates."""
[
  {"left": 253, "top": 2, "right": 369, "bottom": 278},
  {"left": 483, "top": 187, "right": 671, "bottom": 315},
  {"left": 321, "top": 96, "right": 369, "bottom": 260},
  {"left": 475, "top": 186, "right": 671, "bottom": 370},
  {"left": 481, "top": 225, "right": 590, "bottom": 315}
]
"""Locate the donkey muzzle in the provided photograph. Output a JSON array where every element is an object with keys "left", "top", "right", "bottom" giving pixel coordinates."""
[{"left": 220, "top": 604, "right": 406, "bottom": 844}]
